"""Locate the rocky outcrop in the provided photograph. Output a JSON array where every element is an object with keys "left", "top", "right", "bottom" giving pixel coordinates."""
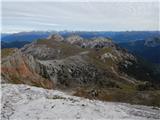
[
  {"left": 47, "top": 33, "right": 64, "bottom": 41},
  {"left": 1, "top": 49, "right": 54, "bottom": 89},
  {"left": 35, "top": 57, "right": 107, "bottom": 88},
  {"left": 66, "top": 35, "right": 83, "bottom": 44},
  {"left": 65, "top": 35, "right": 115, "bottom": 49}
]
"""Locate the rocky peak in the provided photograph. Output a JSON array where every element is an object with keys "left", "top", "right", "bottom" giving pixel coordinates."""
[
  {"left": 66, "top": 35, "right": 84, "bottom": 44},
  {"left": 47, "top": 33, "right": 64, "bottom": 42},
  {"left": 65, "top": 35, "right": 115, "bottom": 49}
]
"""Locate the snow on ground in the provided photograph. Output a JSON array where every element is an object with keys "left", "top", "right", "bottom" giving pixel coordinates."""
[{"left": 1, "top": 84, "right": 160, "bottom": 120}]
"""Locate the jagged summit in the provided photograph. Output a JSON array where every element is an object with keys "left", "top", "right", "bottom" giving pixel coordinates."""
[
  {"left": 46, "top": 33, "right": 114, "bottom": 48},
  {"left": 47, "top": 33, "right": 64, "bottom": 41},
  {"left": 66, "top": 35, "right": 84, "bottom": 44}
]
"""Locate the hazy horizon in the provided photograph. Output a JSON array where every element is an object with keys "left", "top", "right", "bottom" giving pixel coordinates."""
[
  {"left": 2, "top": 1, "right": 160, "bottom": 33},
  {"left": 1, "top": 30, "right": 160, "bottom": 34}
]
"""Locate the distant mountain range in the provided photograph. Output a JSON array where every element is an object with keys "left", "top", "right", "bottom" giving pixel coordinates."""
[
  {"left": 1, "top": 41, "right": 30, "bottom": 49},
  {"left": 1, "top": 31, "right": 160, "bottom": 64},
  {"left": 2, "top": 31, "right": 159, "bottom": 43},
  {"left": 119, "top": 36, "right": 160, "bottom": 64},
  {"left": 1, "top": 31, "right": 52, "bottom": 42}
]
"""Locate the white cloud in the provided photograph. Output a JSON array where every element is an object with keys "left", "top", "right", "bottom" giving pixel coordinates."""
[{"left": 1, "top": 1, "right": 160, "bottom": 32}]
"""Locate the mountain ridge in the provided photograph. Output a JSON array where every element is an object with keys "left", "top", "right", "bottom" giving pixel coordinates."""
[{"left": 2, "top": 34, "right": 160, "bottom": 106}]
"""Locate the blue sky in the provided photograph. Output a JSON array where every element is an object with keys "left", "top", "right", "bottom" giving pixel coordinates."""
[{"left": 1, "top": 1, "right": 160, "bottom": 33}]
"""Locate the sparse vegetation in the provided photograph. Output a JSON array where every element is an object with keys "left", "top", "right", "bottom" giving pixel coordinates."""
[
  {"left": 74, "top": 86, "right": 160, "bottom": 107},
  {"left": 1, "top": 48, "right": 16, "bottom": 58}
]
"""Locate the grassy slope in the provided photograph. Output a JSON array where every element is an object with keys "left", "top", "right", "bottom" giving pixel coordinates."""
[{"left": 1, "top": 48, "right": 16, "bottom": 58}]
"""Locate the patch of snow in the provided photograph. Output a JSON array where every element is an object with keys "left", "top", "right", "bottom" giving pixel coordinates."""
[{"left": 1, "top": 84, "right": 160, "bottom": 120}]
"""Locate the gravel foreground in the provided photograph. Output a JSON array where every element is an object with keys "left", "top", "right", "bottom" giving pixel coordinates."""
[{"left": 1, "top": 84, "right": 160, "bottom": 120}]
